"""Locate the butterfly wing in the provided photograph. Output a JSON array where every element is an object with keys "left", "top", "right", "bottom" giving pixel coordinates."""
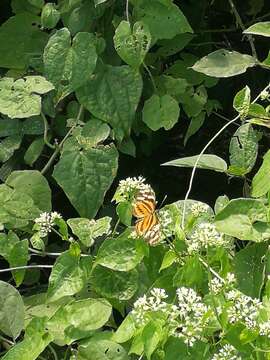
[
  {"left": 135, "top": 212, "right": 160, "bottom": 245},
  {"left": 133, "top": 198, "right": 156, "bottom": 218}
]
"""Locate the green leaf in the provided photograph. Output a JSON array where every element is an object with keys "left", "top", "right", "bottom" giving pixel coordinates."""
[
  {"left": 143, "top": 321, "right": 162, "bottom": 360},
  {"left": 47, "top": 298, "right": 112, "bottom": 345},
  {"left": 114, "top": 20, "right": 151, "bottom": 68},
  {"left": 1, "top": 317, "right": 53, "bottom": 360},
  {"left": 234, "top": 243, "right": 267, "bottom": 298},
  {"left": 0, "top": 184, "right": 40, "bottom": 229},
  {"left": 184, "top": 112, "right": 206, "bottom": 145},
  {"left": 0, "top": 281, "right": 24, "bottom": 339},
  {"left": 78, "top": 338, "right": 129, "bottom": 360},
  {"left": 113, "top": 314, "right": 136, "bottom": 343},
  {"left": 6, "top": 170, "right": 52, "bottom": 212},
  {"left": 76, "top": 65, "right": 143, "bottom": 141},
  {"left": 182, "top": 85, "right": 207, "bottom": 117},
  {"left": 214, "top": 195, "right": 229, "bottom": 214},
  {"left": 192, "top": 50, "right": 256, "bottom": 78},
  {"left": 116, "top": 201, "right": 133, "bottom": 226},
  {"left": 67, "top": 217, "right": 111, "bottom": 247},
  {"left": 91, "top": 265, "right": 138, "bottom": 300},
  {"left": 132, "top": 0, "right": 193, "bottom": 41},
  {"left": 233, "top": 86, "right": 251, "bottom": 118},
  {"left": 95, "top": 229, "right": 145, "bottom": 271},
  {"left": 215, "top": 198, "right": 268, "bottom": 241},
  {"left": 228, "top": 124, "right": 258, "bottom": 176},
  {"left": 157, "top": 33, "right": 194, "bottom": 57},
  {"left": 0, "top": 135, "right": 22, "bottom": 162},
  {"left": 143, "top": 94, "right": 180, "bottom": 131},
  {"left": 251, "top": 150, "right": 270, "bottom": 197},
  {"left": 41, "top": 3, "right": 60, "bottom": 29},
  {"left": 79, "top": 119, "right": 111, "bottom": 148},
  {"left": 8, "top": 239, "right": 29, "bottom": 286},
  {"left": 162, "top": 154, "right": 227, "bottom": 172},
  {"left": 24, "top": 137, "right": 45, "bottom": 166},
  {"left": 44, "top": 28, "right": 97, "bottom": 101},
  {"left": 164, "top": 337, "right": 209, "bottom": 360},
  {"left": 0, "top": 76, "right": 54, "bottom": 119},
  {"left": 118, "top": 137, "right": 136, "bottom": 157},
  {"left": 53, "top": 144, "right": 118, "bottom": 218},
  {"left": 0, "top": 13, "right": 48, "bottom": 69},
  {"left": 160, "top": 250, "right": 177, "bottom": 271},
  {"left": 47, "top": 245, "right": 91, "bottom": 302},
  {"left": 244, "top": 21, "right": 270, "bottom": 37}
]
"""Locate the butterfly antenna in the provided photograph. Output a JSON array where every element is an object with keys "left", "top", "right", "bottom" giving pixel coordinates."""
[{"left": 158, "top": 195, "right": 167, "bottom": 209}]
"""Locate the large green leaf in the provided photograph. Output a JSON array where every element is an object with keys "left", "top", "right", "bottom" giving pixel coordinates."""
[
  {"left": 0, "top": 281, "right": 25, "bottom": 339},
  {"left": 0, "top": 135, "right": 22, "bottom": 162},
  {"left": 47, "top": 244, "right": 91, "bottom": 302},
  {"left": 6, "top": 170, "right": 52, "bottom": 212},
  {"left": 132, "top": 0, "right": 193, "bottom": 41},
  {"left": 162, "top": 154, "right": 227, "bottom": 172},
  {"left": 192, "top": 50, "right": 256, "bottom": 78},
  {"left": 244, "top": 22, "right": 270, "bottom": 37},
  {"left": 0, "top": 76, "right": 54, "bottom": 119},
  {"left": 95, "top": 229, "right": 146, "bottom": 271},
  {"left": 228, "top": 124, "right": 258, "bottom": 176},
  {"left": 142, "top": 94, "right": 180, "bottom": 131},
  {"left": 233, "top": 86, "right": 251, "bottom": 118},
  {"left": 53, "top": 144, "right": 118, "bottom": 218},
  {"left": 143, "top": 320, "right": 162, "bottom": 360},
  {"left": 47, "top": 298, "right": 112, "bottom": 345},
  {"left": 234, "top": 243, "right": 267, "bottom": 298},
  {"left": 78, "top": 338, "right": 129, "bottom": 360},
  {"left": 91, "top": 265, "right": 138, "bottom": 300},
  {"left": 44, "top": 28, "right": 97, "bottom": 101},
  {"left": 251, "top": 150, "right": 270, "bottom": 197},
  {"left": 215, "top": 198, "right": 268, "bottom": 241},
  {"left": 67, "top": 217, "right": 111, "bottom": 247},
  {"left": 1, "top": 317, "right": 53, "bottom": 360},
  {"left": 114, "top": 20, "right": 151, "bottom": 68},
  {"left": 0, "top": 184, "right": 40, "bottom": 229},
  {"left": 76, "top": 65, "right": 143, "bottom": 141},
  {"left": 0, "top": 13, "right": 48, "bottom": 69},
  {"left": 8, "top": 239, "right": 29, "bottom": 286}
]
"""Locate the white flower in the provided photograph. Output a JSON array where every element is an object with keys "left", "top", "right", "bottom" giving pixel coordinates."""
[
  {"left": 169, "top": 287, "right": 210, "bottom": 347},
  {"left": 34, "top": 211, "right": 62, "bottom": 238},
  {"left": 211, "top": 344, "right": 240, "bottom": 360},
  {"left": 186, "top": 222, "right": 231, "bottom": 253},
  {"left": 191, "top": 202, "right": 209, "bottom": 217},
  {"left": 226, "top": 290, "right": 262, "bottom": 329},
  {"left": 259, "top": 320, "right": 270, "bottom": 337},
  {"left": 260, "top": 89, "right": 270, "bottom": 101},
  {"left": 114, "top": 176, "right": 152, "bottom": 202},
  {"left": 209, "top": 273, "right": 236, "bottom": 295}
]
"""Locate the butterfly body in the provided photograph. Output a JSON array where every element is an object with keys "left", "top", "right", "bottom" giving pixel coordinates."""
[{"left": 132, "top": 189, "right": 160, "bottom": 245}]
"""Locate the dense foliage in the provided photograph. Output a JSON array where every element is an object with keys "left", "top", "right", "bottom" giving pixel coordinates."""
[{"left": 1, "top": 0, "right": 270, "bottom": 359}]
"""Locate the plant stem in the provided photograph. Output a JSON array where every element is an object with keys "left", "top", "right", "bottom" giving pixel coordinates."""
[
  {"left": 212, "top": 111, "right": 240, "bottom": 127},
  {"left": 181, "top": 82, "right": 270, "bottom": 228},
  {"left": 143, "top": 63, "right": 157, "bottom": 92},
  {"left": 0, "top": 264, "right": 53, "bottom": 273},
  {"left": 48, "top": 344, "right": 58, "bottom": 360},
  {"left": 227, "top": 0, "right": 257, "bottom": 59},
  {"left": 29, "top": 247, "right": 90, "bottom": 258},
  {"left": 126, "top": 0, "right": 130, "bottom": 24},
  {"left": 0, "top": 335, "right": 14, "bottom": 346},
  {"left": 41, "top": 112, "right": 55, "bottom": 150},
  {"left": 41, "top": 105, "right": 84, "bottom": 175}
]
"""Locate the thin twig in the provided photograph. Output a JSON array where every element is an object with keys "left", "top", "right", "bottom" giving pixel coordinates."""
[
  {"left": 48, "top": 344, "right": 58, "bottom": 360},
  {"left": 29, "top": 247, "right": 90, "bottom": 257},
  {"left": 0, "top": 335, "right": 15, "bottom": 346},
  {"left": 41, "top": 112, "right": 55, "bottom": 150},
  {"left": 0, "top": 265, "right": 53, "bottom": 273},
  {"left": 143, "top": 63, "right": 157, "bottom": 91},
  {"left": 181, "top": 82, "right": 270, "bottom": 228},
  {"left": 126, "top": 0, "right": 130, "bottom": 24},
  {"left": 228, "top": 0, "right": 257, "bottom": 59},
  {"left": 212, "top": 111, "right": 240, "bottom": 127},
  {"left": 41, "top": 105, "right": 84, "bottom": 175}
]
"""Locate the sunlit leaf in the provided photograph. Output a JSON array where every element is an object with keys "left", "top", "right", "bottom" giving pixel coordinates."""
[
  {"left": 244, "top": 21, "right": 270, "bottom": 37},
  {"left": 162, "top": 154, "right": 227, "bottom": 172}
]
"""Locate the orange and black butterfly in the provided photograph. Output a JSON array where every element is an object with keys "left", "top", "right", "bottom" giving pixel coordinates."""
[{"left": 132, "top": 188, "right": 161, "bottom": 245}]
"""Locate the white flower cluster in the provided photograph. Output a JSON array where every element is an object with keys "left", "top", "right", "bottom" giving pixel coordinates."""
[
  {"left": 115, "top": 176, "right": 152, "bottom": 202},
  {"left": 210, "top": 273, "right": 236, "bottom": 295},
  {"left": 260, "top": 89, "right": 270, "bottom": 101},
  {"left": 132, "top": 287, "right": 211, "bottom": 347},
  {"left": 226, "top": 290, "right": 263, "bottom": 329},
  {"left": 132, "top": 288, "right": 169, "bottom": 325},
  {"left": 158, "top": 209, "right": 173, "bottom": 238},
  {"left": 169, "top": 287, "right": 210, "bottom": 346},
  {"left": 191, "top": 202, "right": 209, "bottom": 217},
  {"left": 186, "top": 222, "right": 230, "bottom": 253},
  {"left": 34, "top": 211, "right": 62, "bottom": 237},
  {"left": 211, "top": 344, "right": 240, "bottom": 360},
  {"left": 259, "top": 320, "right": 270, "bottom": 337}
]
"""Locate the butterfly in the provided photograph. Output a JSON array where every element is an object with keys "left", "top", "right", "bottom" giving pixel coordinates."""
[{"left": 132, "top": 188, "right": 161, "bottom": 245}]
